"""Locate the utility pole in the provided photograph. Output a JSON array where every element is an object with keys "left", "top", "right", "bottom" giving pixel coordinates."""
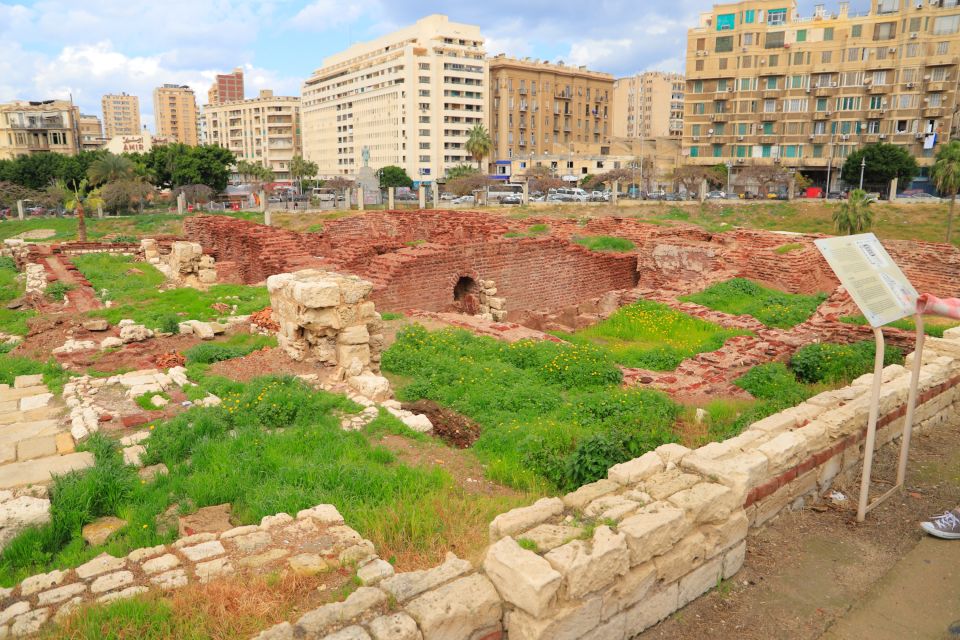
[
  {"left": 725, "top": 160, "right": 733, "bottom": 197},
  {"left": 859, "top": 156, "right": 866, "bottom": 190},
  {"left": 825, "top": 125, "right": 836, "bottom": 195}
]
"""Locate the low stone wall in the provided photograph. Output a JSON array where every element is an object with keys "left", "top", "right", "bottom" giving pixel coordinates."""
[
  {"left": 142, "top": 240, "right": 217, "bottom": 286},
  {"left": 255, "top": 329, "right": 960, "bottom": 640}
]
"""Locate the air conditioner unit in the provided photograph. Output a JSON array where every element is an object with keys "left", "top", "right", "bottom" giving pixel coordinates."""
[
  {"left": 737, "top": 158, "right": 746, "bottom": 163},
  {"left": 841, "top": 134, "right": 850, "bottom": 140},
  {"left": 879, "top": 134, "right": 888, "bottom": 139},
  {"left": 742, "top": 47, "right": 749, "bottom": 52},
  {"left": 826, "top": 111, "right": 833, "bottom": 116},
  {"left": 693, "top": 136, "right": 700, "bottom": 141},
  {"left": 915, "top": 132, "right": 925, "bottom": 139},
  {"left": 727, "top": 87, "right": 734, "bottom": 92},
  {"left": 910, "top": 32, "right": 919, "bottom": 39},
  {"left": 831, "top": 82, "right": 838, "bottom": 87},
  {"left": 805, "top": 87, "right": 811, "bottom": 93},
  {"left": 880, "top": 109, "right": 886, "bottom": 114},
  {"left": 813, "top": 83, "right": 821, "bottom": 89},
  {"left": 774, "top": 157, "right": 782, "bottom": 163},
  {"left": 737, "top": 135, "right": 745, "bottom": 141},
  {"left": 924, "top": 97, "right": 931, "bottom": 102},
  {"left": 809, "top": 134, "right": 816, "bottom": 140},
  {"left": 888, "top": 48, "right": 897, "bottom": 54},
  {"left": 864, "top": 78, "right": 872, "bottom": 84},
  {"left": 907, "top": 82, "right": 916, "bottom": 88},
  {"left": 924, "top": 75, "right": 931, "bottom": 81}
]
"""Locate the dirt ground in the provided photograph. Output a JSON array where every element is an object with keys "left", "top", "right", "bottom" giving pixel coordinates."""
[
  {"left": 638, "top": 420, "right": 960, "bottom": 640},
  {"left": 208, "top": 346, "right": 322, "bottom": 381}
]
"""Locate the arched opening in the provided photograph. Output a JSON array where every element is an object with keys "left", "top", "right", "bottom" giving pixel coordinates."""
[{"left": 452, "top": 276, "right": 480, "bottom": 314}]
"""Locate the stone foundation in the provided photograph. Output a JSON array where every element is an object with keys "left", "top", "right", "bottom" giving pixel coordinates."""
[{"left": 143, "top": 240, "right": 217, "bottom": 286}]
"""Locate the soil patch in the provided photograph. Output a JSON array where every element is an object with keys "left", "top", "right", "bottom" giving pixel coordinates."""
[
  {"left": 207, "top": 346, "right": 321, "bottom": 382},
  {"left": 400, "top": 399, "right": 480, "bottom": 448}
]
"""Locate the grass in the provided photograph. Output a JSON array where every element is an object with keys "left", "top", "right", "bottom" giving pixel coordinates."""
[
  {"left": 682, "top": 278, "right": 827, "bottom": 329},
  {"left": 380, "top": 312, "right": 404, "bottom": 321},
  {"left": 382, "top": 325, "right": 681, "bottom": 492},
  {"left": 0, "top": 258, "right": 34, "bottom": 336},
  {"left": 134, "top": 392, "right": 170, "bottom": 411},
  {"left": 183, "top": 333, "right": 277, "bottom": 365},
  {"left": 553, "top": 300, "right": 750, "bottom": 370},
  {"left": 45, "top": 282, "right": 75, "bottom": 301},
  {"left": 774, "top": 242, "right": 804, "bottom": 254},
  {"left": 0, "top": 375, "right": 528, "bottom": 584},
  {"left": 840, "top": 314, "right": 960, "bottom": 338},
  {"left": 572, "top": 235, "right": 636, "bottom": 252},
  {"left": 0, "top": 356, "right": 72, "bottom": 394},
  {"left": 72, "top": 254, "right": 269, "bottom": 331}
]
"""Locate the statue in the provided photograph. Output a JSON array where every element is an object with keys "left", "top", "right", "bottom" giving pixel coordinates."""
[{"left": 361, "top": 146, "right": 370, "bottom": 167}]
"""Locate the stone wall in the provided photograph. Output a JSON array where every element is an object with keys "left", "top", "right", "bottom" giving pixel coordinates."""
[{"left": 142, "top": 240, "right": 217, "bottom": 286}]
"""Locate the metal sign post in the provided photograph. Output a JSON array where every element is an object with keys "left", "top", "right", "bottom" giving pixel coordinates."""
[{"left": 814, "top": 234, "right": 924, "bottom": 522}]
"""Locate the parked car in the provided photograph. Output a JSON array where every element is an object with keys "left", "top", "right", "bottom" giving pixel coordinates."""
[
  {"left": 546, "top": 193, "right": 573, "bottom": 202},
  {"left": 903, "top": 192, "right": 940, "bottom": 201},
  {"left": 827, "top": 191, "right": 847, "bottom": 200},
  {"left": 452, "top": 195, "right": 475, "bottom": 205},
  {"left": 662, "top": 192, "right": 683, "bottom": 201},
  {"left": 706, "top": 190, "right": 727, "bottom": 199},
  {"left": 500, "top": 194, "right": 522, "bottom": 205},
  {"left": 439, "top": 192, "right": 455, "bottom": 201},
  {"left": 739, "top": 192, "right": 759, "bottom": 200}
]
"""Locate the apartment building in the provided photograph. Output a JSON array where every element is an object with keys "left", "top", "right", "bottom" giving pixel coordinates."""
[
  {"left": 101, "top": 93, "right": 141, "bottom": 138},
  {"left": 613, "top": 71, "right": 685, "bottom": 139},
  {"left": 208, "top": 68, "right": 245, "bottom": 105},
  {"left": 488, "top": 55, "right": 614, "bottom": 180},
  {"left": 0, "top": 100, "right": 81, "bottom": 160},
  {"left": 684, "top": 0, "right": 960, "bottom": 189},
  {"left": 204, "top": 89, "right": 301, "bottom": 182},
  {"left": 78, "top": 114, "right": 106, "bottom": 151},
  {"left": 153, "top": 84, "right": 199, "bottom": 146},
  {"left": 301, "top": 14, "right": 487, "bottom": 182}
]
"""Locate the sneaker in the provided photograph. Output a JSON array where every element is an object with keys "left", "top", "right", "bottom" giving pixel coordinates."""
[{"left": 921, "top": 510, "right": 960, "bottom": 539}]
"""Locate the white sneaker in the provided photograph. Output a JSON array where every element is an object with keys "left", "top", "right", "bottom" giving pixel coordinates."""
[{"left": 921, "top": 509, "right": 960, "bottom": 540}]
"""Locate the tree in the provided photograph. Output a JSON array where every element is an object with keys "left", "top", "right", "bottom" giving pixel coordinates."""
[
  {"left": 324, "top": 177, "right": 355, "bottom": 204},
  {"left": 833, "top": 189, "right": 874, "bottom": 235},
  {"left": 446, "top": 164, "right": 479, "bottom": 180},
  {"left": 50, "top": 178, "right": 102, "bottom": 242},
  {"left": 931, "top": 140, "right": 960, "bottom": 243},
  {"left": 376, "top": 165, "right": 413, "bottom": 189},
  {"left": 465, "top": 124, "right": 493, "bottom": 171},
  {"left": 235, "top": 160, "right": 273, "bottom": 185},
  {"left": 523, "top": 166, "right": 563, "bottom": 193},
  {"left": 842, "top": 143, "right": 919, "bottom": 192},
  {"left": 446, "top": 174, "right": 493, "bottom": 196},
  {"left": 100, "top": 178, "right": 153, "bottom": 214},
  {"left": 673, "top": 165, "right": 726, "bottom": 194},
  {"left": 290, "top": 156, "right": 318, "bottom": 195},
  {"left": 0, "top": 150, "right": 104, "bottom": 191},
  {"left": 135, "top": 144, "right": 235, "bottom": 191},
  {"left": 736, "top": 165, "right": 791, "bottom": 196},
  {"left": 87, "top": 153, "right": 135, "bottom": 186},
  {"left": 171, "top": 184, "right": 214, "bottom": 207},
  {"left": 794, "top": 172, "right": 813, "bottom": 194}
]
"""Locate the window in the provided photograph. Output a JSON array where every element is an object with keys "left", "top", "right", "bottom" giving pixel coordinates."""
[
  {"left": 910, "top": 17, "right": 922, "bottom": 32},
  {"left": 766, "top": 76, "right": 779, "bottom": 90},
  {"left": 740, "top": 77, "right": 755, "bottom": 90},
  {"left": 738, "top": 122, "right": 749, "bottom": 135},
  {"left": 874, "top": 22, "right": 897, "bottom": 40},
  {"left": 419, "top": 76, "right": 430, "bottom": 83},
  {"left": 768, "top": 54, "right": 779, "bottom": 66},
  {"left": 690, "top": 146, "right": 700, "bottom": 157},
  {"left": 696, "top": 38, "right": 706, "bottom": 50},
  {"left": 718, "top": 79, "right": 729, "bottom": 91},
  {"left": 785, "top": 98, "right": 808, "bottom": 112},
  {"left": 824, "top": 27, "right": 834, "bottom": 41},
  {"left": 693, "top": 80, "right": 704, "bottom": 93},
  {"left": 851, "top": 24, "right": 862, "bottom": 37},
  {"left": 937, "top": 41, "right": 950, "bottom": 55},
  {"left": 714, "top": 123, "right": 726, "bottom": 135},
  {"left": 693, "top": 103, "right": 706, "bottom": 115},
  {"left": 763, "top": 99, "right": 777, "bottom": 112},
  {"left": 793, "top": 52, "right": 804, "bottom": 65},
  {"left": 873, "top": 70, "right": 888, "bottom": 85},
  {"left": 716, "top": 36, "right": 734, "bottom": 52},
  {"left": 816, "top": 97, "right": 828, "bottom": 111},
  {"left": 837, "top": 96, "right": 861, "bottom": 110},
  {"left": 932, "top": 66, "right": 950, "bottom": 81},
  {"left": 812, "top": 144, "right": 824, "bottom": 158},
  {"left": 842, "top": 71, "right": 863, "bottom": 86},
  {"left": 783, "top": 145, "right": 800, "bottom": 158},
  {"left": 877, "top": 0, "right": 899, "bottom": 13},
  {"left": 846, "top": 48, "right": 861, "bottom": 62},
  {"left": 790, "top": 75, "right": 807, "bottom": 89},
  {"left": 736, "top": 145, "right": 749, "bottom": 157},
  {"left": 929, "top": 93, "right": 944, "bottom": 107},
  {"left": 743, "top": 55, "right": 753, "bottom": 69},
  {"left": 906, "top": 43, "right": 920, "bottom": 57},
  {"left": 766, "top": 31, "right": 785, "bottom": 48},
  {"left": 419, "top": 155, "right": 430, "bottom": 162},
  {"left": 719, "top": 57, "right": 729, "bottom": 70},
  {"left": 696, "top": 60, "right": 704, "bottom": 71},
  {"left": 797, "top": 29, "right": 807, "bottom": 42},
  {"left": 763, "top": 121, "right": 775, "bottom": 134},
  {"left": 744, "top": 33, "right": 755, "bottom": 45},
  {"left": 717, "top": 13, "right": 735, "bottom": 30},
  {"left": 869, "top": 95, "right": 884, "bottom": 109},
  {"left": 761, "top": 144, "right": 773, "bottom": 158},
  {"left": 821, "top": 51, "right": 833, "bottom": 64},
  {"left": 868, "top": 120, "right": 881, "bottom": 134},
  {"left": 899, "top": 94, "right": 917, "bottom": 108},
  {"left": 768, "top": 8, "right": 787, "bottom": 25},
  {"left": 713, "top": 144, "right": 723, "bottom": 158},
  {"left": 692, "top": 124, "right": 702, "bottom": 136},
  {"left": 896, "top": 119, "right": 909, "bottom": 133},
  {"left": 813, "top": 121, "right": 826, "bottom": 135},
  {"left": 745, "top": 9, "right": 755, "bottom": 23}
]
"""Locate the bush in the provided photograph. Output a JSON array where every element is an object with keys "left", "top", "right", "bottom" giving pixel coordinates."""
[
  {"left": 735, "top": 362, "right": 811, "bottom": 405},
  {"left": 790, "top": 341, "right": 904, "bottom": 385},
  {"left": 183, "top": 334, "right": 276, "bottom": 365},
  {"left": 572, "top": 235, "right": 635, "bottom": 252},
  {"left": 157, "top": 314, "right": 181, "bottom": 335},
  {"left": 0, "top": 257, "right": 16, "bottom": 271},
  {"left": 45, "top": 281, "right": 74, "bottom": 301},
  {"left": 682, "top": 278, "right": 826, "bottom": 329}
]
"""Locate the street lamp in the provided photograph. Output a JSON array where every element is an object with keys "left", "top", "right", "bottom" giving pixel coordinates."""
[
  {"left": 859, "top": 157, "right": 866, "bottom": 190},
  {"left": 725, "top": 160, "right": 733, "bottom": 198}
]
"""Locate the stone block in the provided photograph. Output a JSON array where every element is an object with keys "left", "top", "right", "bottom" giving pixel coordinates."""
[
  {"left": 151, "top": 568, "right": 189, "bottom": 590},
  {"left": 723, "top": 540, "right": 747, "bottom": 579},
  {"left": 406, "top": 574, "right": 501, "bottom": 640},
  {"left": 233, "top": 531, "right": 272, "bottom": 553},
  {"left": 484, "top": 537, "right": 562, "bottom": 617},
  {"left": 379, "top": 552, "right": 472, "bottom": 603},
  {"left": 0, "top": 601, "right": 28, "bottom": 625},
  {"left": 239, "top": 548, "right": 290, "bottom": 569},
  {"left": 19, "top": 393, "right": 53, "bottom": 412},
  {"left": 489, "top": 497, "right": 564, "bottom": 541},
  {"left": 13, "top": 375, "right": 43, "bottom": 389},
  {"left": 127, "top": 544, "right": 166, "bottom": 562},
  {"left": 608, "top": 452, "right": 664, "bottom": 486},
  {"left": 368, "top": 613, "right": 422, "bottom": 640},
  {"left": 544, "top": 526, "right": 629, "bottom": 599},
  {"left": 678, "top": 555, "right": 724, "bottom": 607},
  {"left": 10, "top": 608, "right": 49, "bottom": 636},
  {"left": 584, "top": 495, "right": 642, "bottom": 521},
  {"left": 653, "top": 531, "right": 707, "bottom": 584},
  {"left": 195, "top": 558, "right": 234, "bottom": 583},
  {"left": 337, "top": 343, "right": 371, "bottom": 367},
  {"left": 288, "top": 553, "right": 330, "bottom": 576},
  {"left": 76, "top": 553, "right": 125, "bottom": 579},
  {"left": 701, "top": 510, "right": 748, "bottom": 558},
  {"left": 347, "top": 374, "right": 390, "bottom": 402},
  {"left": 643, "top": 470, "right": 700, "bottom": 502},
  {"left": 338, "top": 325, "right": 370, "bottom": 345},
  {"left": 357, "top": 558, "right": 395, "bottom": 586},
  {"left": 506, "top": 596, "right": 601, "bottom": 640},
  {"left": 599, "top": 561, "right": 656, "bottom": 620},
  {"left": 621, "top": 583, "right": 679, "bottom": 635},
  {"left": 97, "top": 585, "right": 148, "bottom": 604},
  {"left": 619, "top": 507, "right": 688, "bottom": 565},
  {"left": 326, "top": 627, "right": 371, "bottom": 640},
  {"left": 90, "top": 570, "right": 134, "bottom": 594},
  {"left": 180, "top": 540, "right": 225, "bottom": 562},
  {"left": 562, "top": 478, "right": 620, "bottom": 510},
  {"left": 37, "top": 582, "right": 86, "bottom": 606},
  {"left": 520, "top": 524, "right": 583, "bottom": 553},
  {"left": 293, "top": 281, "right": 342, "bottom": 309},
  {"left": 21, "top": 569, "right": 66, "bottom": 596},
  {"left": 297, "top": 587, "right": 387, "bottom": 635},
  {"left": 142, "top": 553, "right": 180, "bottom": 574},
  {"left": 297, "top": 504, "right": 344, "bottom": 525},
  {"left": 667, "top": 483, "right": 735, "bottom": 524}
]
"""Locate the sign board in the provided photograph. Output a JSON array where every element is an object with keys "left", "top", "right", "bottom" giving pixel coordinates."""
[{"left": 814, "top": 233, "right": 917, "bottom": 328}]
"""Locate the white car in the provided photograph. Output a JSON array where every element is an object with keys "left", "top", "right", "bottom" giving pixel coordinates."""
[{"left": 452, "top": 195, "right": 475, "bottom": 205}]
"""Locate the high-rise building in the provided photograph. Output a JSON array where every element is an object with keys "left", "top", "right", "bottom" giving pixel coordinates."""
[
  {"left": 301, "top": 14, "right": 487, "bottom": 181},
  {"left": 0, "top": 100, "right": 81, "bottom": 160},
  {"left": 153, "top": 84, "right": 199, "bottom": 146},
  {"left": 613, "top": 72, "right": 685, "bottom": 140},
  {"left": 78, "top": 113, "right": 106, "bottom": 151},
  {"left": 684, "top": 0, "right": 960, "bottom": 190},
  {"left": 487, "top": 55, "right": 615, "bottom": 180},
  {"left": 101, "top": 93, "right": 141, "bottom": 138},
  {"left": 204, "top": 89, "right": 301, "bottom": 182},
  {"left": 208, "top": 68, "right": 245, "bottom": 105}
]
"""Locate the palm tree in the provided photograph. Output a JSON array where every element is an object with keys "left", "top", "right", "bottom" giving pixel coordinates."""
[
  {"left": 87, "top": 153, "right": 135, "bottom": 186},
  {"left": 832, "top": 189, "right": 874, "bottom": 236},
  {"left": 50, "top": 178, "right": 102, "bottom": 242},
  {"left": 465, "top": 124, "right": 493, "bottom": 172},
  {"left": 931, "top": 139, "right": 960, "bottom": 243}
]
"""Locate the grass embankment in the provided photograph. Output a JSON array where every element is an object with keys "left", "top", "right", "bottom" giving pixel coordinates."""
[
  {"left": 554, "top": 300, "right": 750, "bottom": 370},
  {"left": 572, "top": 235, "right": 636, "bottom": 252},
  {"left": 0, "top": 257, "right": 34, "bottom": 336},
  {"left": 72, "top": 254, "right": 269, "bottom": 331},
  {"left": 840, "top": 314, "right": 960, "bottom": 338},
  {"left": 682, "top": 278, "right": 827, "bottom": 329},
  {"left": 0, "top": 375, "right": 528, "bottom": 585},
  {"left": 382, "top": 325, "right": 680, "bottom": 492}
]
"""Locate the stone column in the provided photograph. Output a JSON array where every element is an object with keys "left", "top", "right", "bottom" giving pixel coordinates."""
[
  {"left": 357, "top": 187, "right": 365, "bottom": 211},
  {"left": 889, "top": 177, "right": 898, "bottom": 201},
  {"left": 787, "top": 175, "right": 796, "bottom": 201},
  {"left": 522, "top": 181, "right": 529, "bottom": 205},
  {"left": 264, "top": 209, "right": 272, "bottom": 226},
  {"left": 16, "top": 200, "right": 24, "bottom": 220},
  {"left": 612, "top": 181, "right": 619, "bottom": 205},
  {"left": 97, "top": 204, "right": 104, "bottom": 218},
  {"left": 388, "top": 187, "right": 395, "bottom": 210},
  {"left": 176, "top": 193, "right": 184, "bottom": 215},
  {"left": 699, "top": 180, "right": 708, "bottom": 202},
  {"left": 259, "top": 191, "right": 267, "bottom": 213},
  {"left": 431, "top": 182, "right": 439, "bottom": 209},
  {"left": 418, "top": 185, "right": 426, "bottom": 209}
]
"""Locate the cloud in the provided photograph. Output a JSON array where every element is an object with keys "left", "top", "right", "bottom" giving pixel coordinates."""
[{"left": 291, "top": 0, "right": 382, "bottom": 29}]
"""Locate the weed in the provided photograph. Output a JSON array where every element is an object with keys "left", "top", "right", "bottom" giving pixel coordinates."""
[
  {"left": 380, "top": 312, "right": 404, "bottom": 321},
  {"left": 572, "top": 235, "right": 636, "bottom": 252},
  {"left": 110, "top": 235, "right": 139, "bottom": 244},
  {"left": 404, "top": 239, "right": 427, "bottom": 247},
  {"left": 44, "top": 282, "right": 75, "bottom": 301},
  {"left": 840, "top": 314, "right": 959, "bottom": 338},
  {"left": 0, "top": 357, "right": 72, "bottom": 394},
  {"left": 528, "top": 224, "right": 550, "bottom": 235},
  {"left": 183, "top": 334, "right": 277, "bottom": 364},
  {"left": 517, "top": 538, "right": 538, "bottom": 551},
  {"left": 135, "top": 392, "right": 171, "bottom": 411},
  {"left": 682, "top": 278, "right": 827, "bottom": 329},
  {"left": 774, "top": 242, "right": 804, "bottom": 254},
  {"left": 791, "top": 341, "right": 904, "bottom": 385}
]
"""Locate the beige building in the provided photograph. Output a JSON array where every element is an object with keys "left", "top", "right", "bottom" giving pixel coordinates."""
[
  {"left": 78, "top": 114, "right": 105, "bottom": 151},
  {"left": 613, "top": 71, "right": 685, "bottom": 139},
  {"left": 488, "top": 55, "right": 614, "bottom": 179},
  {"left": 101, "top": 93, "right": 141, "bottom": 138},
  {"left": 204, "top": 89, "right": 301, "bottom": 182},
  {"left": 301, "top": 14, "right": 487, "bottom": 182},
  {"left": 153, "top": 84, "right": 199, "bottom": 146},
  {"left": 684, "top": 0, "right": 960, "bottom": 190},
  {"left": 0, "top": 100, "right": 81, "bottom": 160},
  {"left": 208, "top": 68, "right": 245, "bottom": 106}
]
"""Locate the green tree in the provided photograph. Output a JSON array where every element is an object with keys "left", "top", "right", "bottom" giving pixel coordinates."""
[
  {"left": 100, "top": 178, "right": 153, "bottom": 214},
  {"left": 465, "top": 124, "right": 493, "bottom": 171},
  {"left": 87, "top": 153, "right": 135, "bottom": 186},
  {"left": 842, "top": 143, "right": 919, "bottom": 192},
  {"left": 445, "top": 164, "right": 479, "bottom": 180},
  {"left": 49, "top": 178, "right": 103, "bottom": 242},
  {"left": 832, "top": 189, "right": 874, "bottom": 235},
  {"left": 931, "top": 139, "right": 960, "bottom": 243},
  {"left": 376, "top": 165, "right": 413, "bottom": 189},
  {"left": 290, "top": 155, "right": 318, "bottom": 195},
  {"left": 136, "top": 144, "right": 234, "bottom": 191}
]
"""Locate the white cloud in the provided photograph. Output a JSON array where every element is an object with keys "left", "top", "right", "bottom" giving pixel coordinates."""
[{"left": 291, "top": 0, "right": 381, "bottom": 29}]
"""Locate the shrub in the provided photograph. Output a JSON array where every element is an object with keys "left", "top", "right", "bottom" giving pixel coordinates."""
[
  {"left": 790, "top": 341, "right": 904, "bottom": 385},
  {"left": 380, "top": 312, "right": 404, "bottom": 321},
  {"left": 735, "top": 362, "right": 811, "bottom": 405},
  {"left": 157, "top": 314, "right": 181, "bottom": 335},
  {"left": 0, "top": 257, "right": 16, "bottom": 271},
  {"left": 45, "top": 281, "right": 75, "bottom": 301},
  {"left": 110, "top": 235, "right": 139, "bottom": 244},
  {"left": 682, "top": 278, "right": 827, "bottom": 329},
  {"left": 774, "top": 243, "right": 803, "bottom": 254},
  {"left": 572, "top": 235, "right": 636, "bottom": 252},
  {"left": 183, "top": 334, "right": 276, "bottom": 365}
]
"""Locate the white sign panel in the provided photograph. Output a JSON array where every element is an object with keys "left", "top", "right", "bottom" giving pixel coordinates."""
[{"left": 814, "top": 233, "right": 917, "bottom": 328}]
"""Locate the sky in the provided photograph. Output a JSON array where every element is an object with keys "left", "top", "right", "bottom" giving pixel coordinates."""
[{"left": 0, "top": 0, "right": 872, "bottom": 133}]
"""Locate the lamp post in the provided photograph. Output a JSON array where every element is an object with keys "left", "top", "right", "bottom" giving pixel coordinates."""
[
  {"left": 859, "top": 156, "right": 866, "bottom": 190},
  {"left": 725, "top": 160, "right": 733, "bottom": 198}
]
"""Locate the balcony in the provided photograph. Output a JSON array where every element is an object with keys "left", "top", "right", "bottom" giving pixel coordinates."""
[
  {"left": 761, "top": 90, "right": 780, "bottom": 99},
  {"left": 813, "top": 111, "right": 832, "bottom": 120},
  {"left": 927, "top": 80, "right": 950, "bottom": 92},
  {"left": 925, "top": 55, "right": 958, "bottom": 68},
  {"left": 867, "top": 84, "right": 888, "bottom": 94},
  {"left": 814, "top": 85, "right": 838, "bottom": 96},
  {"left": 923, "top": 106, "right": 946, "bottom": 117},
  {"left": 711, "top": 113, "right": 729, "bottom": 122}
]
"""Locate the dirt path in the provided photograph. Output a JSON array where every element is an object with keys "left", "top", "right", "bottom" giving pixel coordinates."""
[
  {"left": 41, "top": 255, "right": 101, "bottom": 313},
  {"left": 637, "top": 419, "right": 960, "bottom": 640}
]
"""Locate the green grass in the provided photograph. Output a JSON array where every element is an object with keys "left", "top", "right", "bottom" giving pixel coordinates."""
[
  {"left": 380, "top": 312, "right": 405, "bottom": 321},
  {"left": 72, "top": 254, "right": 269, "bottom": 330},
  {"left": 0, "top": 259, "right": 34, "bottom": 336},
  {"left": 774, "top": 242, "right": 804, "bottom": 254},
  {"left": 0, "top": 375, "right": 526, "bottom": 584},
  {"left": 382, "top": 325, "right": 681, "bottom": 491},
  {"left": 682, "top": 278, "right": 827, "bottom": 329},
  {"left": 134, "top": 392, "right": 170, "bottom": 411},
  {"left": 572, "top": 235, "right": 636, "bottom": 252},
  {"left": 790, "top": 340, "right": 904, "bottom": 385},
  {"left": 44, "top": 282, "right": 74, "bottom": 301},
  {"left": 0, "top": 356, "right": 72, "bottom": 394},
  {"left": 553, "top": 300, "right": 750, "bottom": 370},
  {"left": 840, "top": 314, "right": 960, "bottom": 338},
  {"left": 183, "top": 334, "right": 277, "bottom": 364},
  {"left": 41, "top": 597, "right": 191, "bottom": 640}
]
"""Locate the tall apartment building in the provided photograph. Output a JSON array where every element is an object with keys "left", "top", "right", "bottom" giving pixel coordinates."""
[
  {"left": 153, "top": 84, "right": 199, "bottom": 146},
  {"left": 78, "top": 114, "right": 105, "bottom": 151},
  {"left": 684, "top": 0, "right": 960, "bottom": 189},
  {"left": 613, "top": 71, "right": 685, "bottom": 139},
  {"left": 204, "top": 89, "right": 301, "bottom": 182},
  {"left": 208, "top": 68, "right": 245, "bottom": 105},
  {"left": 488, "top": 55, "right": 614, "bottom": 180},
  {"left": 101, "top": 93, "right": 141, "bottom": 138},
  {"left": 301, "top": 14, "right": 487, "bottom": 181},
  {"left": 0, "top": 100, "right": 81, "bottom": 160}
]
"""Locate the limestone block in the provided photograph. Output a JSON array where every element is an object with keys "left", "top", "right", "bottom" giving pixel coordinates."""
[
  {"left": 701, "top": 510, "right": 749, "bottom": 558},
  {"left": 337, "top": 343, "right": 371, "bottom": 367},
  {"left": 151, "top": 568, "right": 188, "bottom": 590},
  {"left": 666, "top": 483, "right": 736, "bottom": 524},
  {"left": 288, "top": 553, "right": 330, "bottom": 576},
  {"left": 195, "top": 557, "right": 234, "bottom": 582},
  {"left": 621, "top": 583, "right": 679, "bottom": 635},
  {"left": 506, "top": 596, "right": 601, "bottom": 640},
  {"left": 489, "top": 497, "right": 564, "bottom": 541},
  {"left": 368, "top": 613, "right": 422, "bottom": 640},
  {"left": 608, "top": 452, "right": 664, "bottom": 486},
  {"left": 76, "top": 553, "right": 125, "bottom": 579},
  {"left": 723, "top": 540, "right": 747, "bottom": 579},
  {"left": 233, "top": 531, "right": 272, "bottom": 553},
  {"left": 325, "top": 627, "right": 371, "bottom": 640},
  {"left": 520, "top": 524, "right": 583, "bottom": 553},
  {"left": 180, "top": 540, "right": 225, "bottom": 562},
  {"left": 37, "top": 582, "right": 86, "bottom": 606},
  {"left": 293, "top": 281, "right": 341, "bottom": 308},
  {"left": 119, "top": 324, "right": 153, "bottom": 344},
  {"left": 544, "top": 525, "right": 629, "bottom": 599},
  {"left": 142, "top": 554, "right": 180, "bottom": 574},
  {"left": 296, "top": 587, "right": 387, "bottom": 635},
  {"left": 653, "top": 531, "right": 707, "bottom": 584},
  {"left": 484, "top": 536, "right": 562, "bottom": 617},
  {"left": 347, "top": 374, "right": 390, "bottom": 402},
  {"left": 297, "top": 504, "right": 344, "bottom": 525},
  {"left": 0, "top": 496, "right": 50, "bottom": 551},
  {"left": 562, "top": 479, "right": 621, "bottom": 510},
  {"left": 127, "top": 544, "right": 166, "bottom": 562},
  {"left": 21, "top": 569, "right": 66, "bottom": 596},
  {"left": 340, "top": 279, "right": 374, "bottom": 305},
  {"left": 357, "top": 559, "right": 395, "bottom": 586},
  {"left": 599, "top": 561, "right": 656, "bottom": 619},
  {"left": 0, "top": 602, "right": 28, "bottom": 626},
  {"left": 338, "top": 325, "right": 370, "bottom": 345},
  {"left": 618, "top": 507, "right": 688, "bottom": 565},
  {"left": 100, "top": 337, "right": 123, "bottom": 349},
  {"left": 90, "top": 570, "right": 134, "bottom": 594},
  {"left": 756, "top": 431, "right": 808, "bottom": 472},
  {"left": 13, "top": 375, "right": 43, "bottom": 389},
  {"left": 97, "top": 585, "right": 149, "bottom": 604},
  {"left": 654, "top": 443, "right": 692, "bottom": 466},
  {"left": 405, "top": 574, "right": 501, "bottom": 640},
  {"left": 187, "top": 321, "right": 215, "bottom": 341},
  {"left": 678, "top": 554, "right": 724, "bottom": 607},
  {"left": 9, "top": 608, "right": 49, "bottom": 637},
  {"left": 643, "top": 470, "right": 700, "bottom": 502},
  {"left": 379, "top": 552, "right": 472, "bottom": 603}
]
